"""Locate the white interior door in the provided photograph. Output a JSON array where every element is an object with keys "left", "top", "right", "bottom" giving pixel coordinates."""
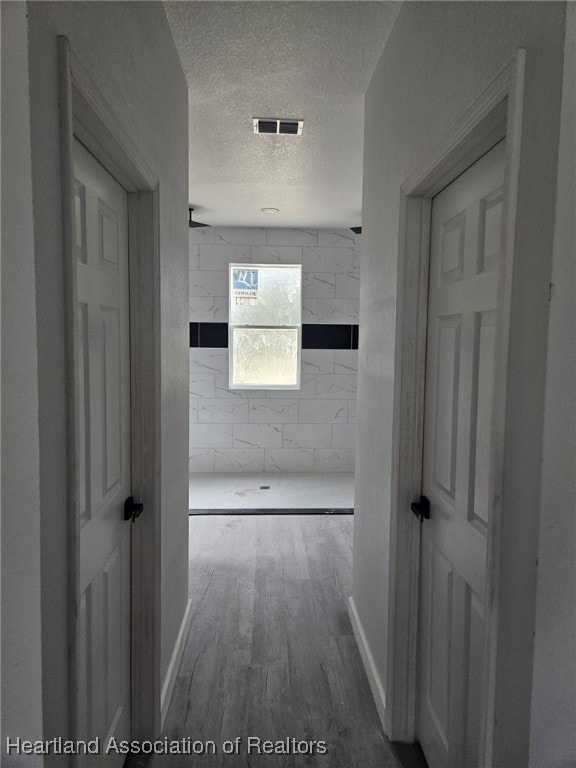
[
  {"left": 418, "top": 140, "right": 506, "bottom": 768},
  {"left": 74, "top": 138, "right": 132, "bottom": 762}
]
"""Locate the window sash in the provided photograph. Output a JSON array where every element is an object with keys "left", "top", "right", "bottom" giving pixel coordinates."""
[{"left": 229, "top": 263, "right": 302, "bottom": 389}]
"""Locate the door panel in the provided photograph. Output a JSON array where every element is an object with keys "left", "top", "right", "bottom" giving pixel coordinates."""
[
  {"left": 428, "top": 546, "right": 454, "bottom": 744},
  {"left": 418, "top": 141, "right": 505, "bottom": 768},
  {"left": 433, "top": 315, "right": 460, "bottom": 499},
  {"left": 471, "top": 311, "right": 496, "bottom": 528},
  {"left": 74, "top": 139, "right": 131, "bottom": 763},
  {"left": 101, "top": 305, "right": 123, "bottom": 497}
]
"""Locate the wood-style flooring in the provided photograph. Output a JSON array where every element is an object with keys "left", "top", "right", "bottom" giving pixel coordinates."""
[{"left": 127, "top": 515, "right": 402, "bottom": 768}]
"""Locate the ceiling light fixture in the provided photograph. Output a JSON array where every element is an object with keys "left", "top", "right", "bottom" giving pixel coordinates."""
[{"left": 261, "top": 207, "right": 280, "bottom": 214}]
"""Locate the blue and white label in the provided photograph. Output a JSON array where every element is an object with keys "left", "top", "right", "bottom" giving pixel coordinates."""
[
  {"left": 232, "top": 267, "right": 259, "bottom": 304},
  {"left": 233, "top": 268, "right": 258, "bottom": 291}
]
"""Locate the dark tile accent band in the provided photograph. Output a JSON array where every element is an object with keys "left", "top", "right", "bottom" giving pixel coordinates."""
[
  {"left": 190, "top": 322, "right": 359, "bottom": 350},
  {"left": 190, "top": 322, "right": 228, "bottom": 347},
  {"left": 352, "top": 324, "right": 359, "bottom": 349},
  {"left": 200, "top": 322, "right": 228, "bottom": 347},
  {"left": 302, "top": 324, "right": 356, "bottom": 350}
]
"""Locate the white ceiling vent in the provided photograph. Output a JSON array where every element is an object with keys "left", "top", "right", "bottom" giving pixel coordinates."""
[{"left": 253, "top": 118, "right": 303, "bottom": 136}]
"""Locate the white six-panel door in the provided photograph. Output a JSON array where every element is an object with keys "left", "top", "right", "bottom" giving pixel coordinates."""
[
  {"left": 74, "top": 138, "right": 131, "bottom": 763},
  {"left": 418, "top": 140, "right": 505, "bottom": 768}
]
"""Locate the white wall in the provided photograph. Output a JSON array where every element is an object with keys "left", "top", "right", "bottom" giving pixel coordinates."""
[
  {"left": 356, "top": 1, "right": 566, "bottom": 763},
  {"left": 189, "top": 226, "right": 359, "bottom": 473},
  {"left": 530, "top": 6, "right": 576, "bottom": 766},
  {"left": 10, "top": 0, "right": 189, "bottom": 753},
  {"left": 1, "top": 3, "right": 44, "bottom": 762}
]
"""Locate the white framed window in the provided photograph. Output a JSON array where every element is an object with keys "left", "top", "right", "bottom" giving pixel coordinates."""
[{"left": 229, "top": 263, "right": 302, "bottom": 389}]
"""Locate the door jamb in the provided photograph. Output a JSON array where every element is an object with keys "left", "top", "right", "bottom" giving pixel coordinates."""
[
  {"left": 58, "top": 36, "right": 162, "bottom": 747},
  {"left": 387, "top": 51, "right": 526, "bottom": 764}
]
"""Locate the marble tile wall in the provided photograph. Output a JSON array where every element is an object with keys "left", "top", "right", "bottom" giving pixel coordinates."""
[{"left": 188, "top": 227, "right": 360, "bottom": 472}]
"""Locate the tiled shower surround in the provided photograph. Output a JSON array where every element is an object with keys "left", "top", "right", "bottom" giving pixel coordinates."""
[{"left": 189, "top": 226, "right": 360, "bottom": 472}]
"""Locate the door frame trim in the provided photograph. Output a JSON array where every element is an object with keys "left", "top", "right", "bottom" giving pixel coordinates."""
[
  {"left": 58, "top": 36, "right": 162, "bottom": 747},
  {"left": 387, "top": 50, "right": 526, "bottom": 763}
]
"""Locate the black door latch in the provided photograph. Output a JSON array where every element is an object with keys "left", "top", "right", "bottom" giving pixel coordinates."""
[
  {"left": 124, "top": 496, "right": 144, "bottom": 523},
  {"left": 411, "top": 495, "right": 430, "bottom": 522}
]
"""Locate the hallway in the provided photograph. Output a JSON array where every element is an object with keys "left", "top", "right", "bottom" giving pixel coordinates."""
[
  {"left": 129, "top": 515, "right": 403, "bottom": 767},
  {"left": 3, "top": 4, "right": 574, "bottom": 766}
]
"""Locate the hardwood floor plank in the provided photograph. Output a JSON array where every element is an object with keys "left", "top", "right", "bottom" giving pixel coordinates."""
[{"left": 127, "top": 516, "right": 400, "bottom": 768}]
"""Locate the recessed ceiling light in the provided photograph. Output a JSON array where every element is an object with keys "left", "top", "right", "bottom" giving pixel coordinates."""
[{"left": 261, "top": 207, "right": 280, "bottom": 214}]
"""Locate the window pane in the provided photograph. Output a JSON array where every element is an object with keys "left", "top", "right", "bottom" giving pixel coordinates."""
[
  {"left": 230, "top": 264, "right": 302, "bottom": 326},
  {"left": 231, "top": 328, "right": 299, "bottom": 387}
]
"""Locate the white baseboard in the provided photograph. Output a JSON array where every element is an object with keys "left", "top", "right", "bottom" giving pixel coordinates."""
[
  {"left": 348, "top": 596, "right": 387, "bottom": 731},
  {"left": 160, "top": 598, "right": 193, "bottom": 729}
]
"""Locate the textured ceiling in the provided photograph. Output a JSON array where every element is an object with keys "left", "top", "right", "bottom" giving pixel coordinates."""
[{"left": 164, "top": 2, "right": 400, "bottom": 227}]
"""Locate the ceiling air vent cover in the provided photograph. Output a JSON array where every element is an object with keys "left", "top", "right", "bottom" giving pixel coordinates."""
[{"left": 253, "top": 118, "right": 303, "bottom": 136}]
